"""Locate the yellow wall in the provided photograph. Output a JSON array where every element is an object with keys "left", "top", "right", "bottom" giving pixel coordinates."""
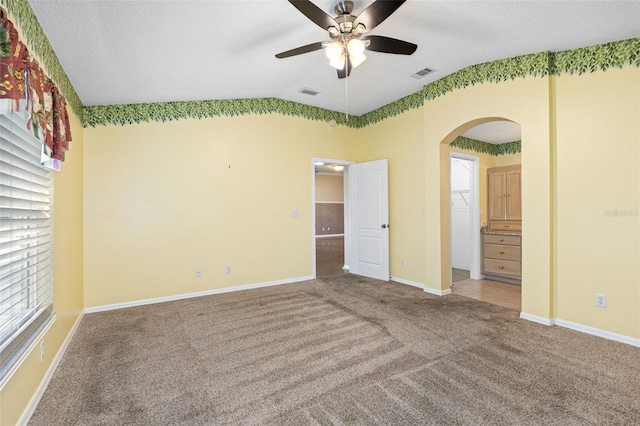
[
  {"left": 0, "top": 109, "right": 84, "bottom": 425},
  {"left": 495, "top": 153, "right": 522, "bottom": 167},
  {"left": 83, "top": 115, "right": 355, "bottom": 308},
  {"left": 554, "top": 67, "right": 640, "bottom": 338}
]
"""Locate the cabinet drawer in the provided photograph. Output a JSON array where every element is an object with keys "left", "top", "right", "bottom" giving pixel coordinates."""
[
  {"left": 490, "top": 220, "right": 522, "bottom": 232},
  {"left": 483, "top": 234, "right": 521, "bottom": 246},
  {"left": 484, "top": 244, "right": 521, "bottom": 261},
  {"left": 484, "top": 258, "right": 521, "bottom": 277}
]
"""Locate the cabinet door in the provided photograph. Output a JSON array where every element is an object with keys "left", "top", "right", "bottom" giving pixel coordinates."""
[
  {"left": 506, "top": 168, "right": 522, "bottom": 221},
  {"left": 488, "top": 171, "right": 506, "bottom": 220}
]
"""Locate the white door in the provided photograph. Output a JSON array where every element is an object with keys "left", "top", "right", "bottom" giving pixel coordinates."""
[
  {"left": 349, "top": 159, "right": 390, "bottom": 281},
  {"left": 450, "top": 157, "right": 472, "bottom": 270}
]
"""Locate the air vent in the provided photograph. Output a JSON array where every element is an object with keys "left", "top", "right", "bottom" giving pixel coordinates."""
[
  {"left": 299, "top": 87, "right": 320, "bottom": 96},
  {"left": 410, "top": 67, "right": 435, "bottom": 79}
]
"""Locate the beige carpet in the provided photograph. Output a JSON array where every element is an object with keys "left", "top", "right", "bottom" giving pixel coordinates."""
[{"left": 30, "top": 275, "right": 640, "bottom": 425}]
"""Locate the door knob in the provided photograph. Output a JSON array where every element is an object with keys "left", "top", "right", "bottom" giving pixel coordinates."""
[{"left": 381, "top": 224, "right": 389, "bottom": 229}]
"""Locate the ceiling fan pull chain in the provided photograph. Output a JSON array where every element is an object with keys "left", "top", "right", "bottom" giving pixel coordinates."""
[{"left": 345, "top": 58, "right": 349, "bottom": 121}]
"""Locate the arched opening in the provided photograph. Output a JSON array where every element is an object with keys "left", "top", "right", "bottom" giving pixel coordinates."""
[
  {"left": 443, "top": 117, "right": 523, "bottom": 311},
  {"left": 422, "top": 76, "right": 553, "bottom": 324}
]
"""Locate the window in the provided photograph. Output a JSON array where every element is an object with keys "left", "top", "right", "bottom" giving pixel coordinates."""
[{"left": 0, "top": 107, "right": 54, "bottom": 383}]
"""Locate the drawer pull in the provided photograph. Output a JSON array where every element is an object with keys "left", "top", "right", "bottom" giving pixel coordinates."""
[
  {"left": 504, "top": 225, "right": 509, "bottom": 228},
  {"left": 498, "top": 251, "right": 505, "bottom": 254},
  {"left": 498, "top": 238, "right": 504, "bottom": 242},
  {"left": 498, "top": 266, "right": 505, "bottom": 270}
]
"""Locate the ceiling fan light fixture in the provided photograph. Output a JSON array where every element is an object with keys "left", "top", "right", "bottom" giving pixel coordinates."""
[
  {"left": 328, "top": 26, "right": 340, "bottom": 38},
  {"left": 329, "top": 54, "right": 346, "bottom": 70},
  {"left": 325, "top": 41, "right": 343, "bottom": 60},
  {"left": 352, "top": 23, "right": 366, "bottom": 36},
  {"left": 347, "top": 38, "right": 366, "bottom": 56},
  {"left": 350, "top": 53, "right": 367, "bottom": 68}
]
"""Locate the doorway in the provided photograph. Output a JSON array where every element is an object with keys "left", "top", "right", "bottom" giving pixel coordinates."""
[
  {"left": 313, "top": 158, "right": 350, "bottom": 278},
  {"left": 312, "top": 158, "right": 390, "bottom": 280},
  {"left": 447, "top": 120, "right": 523, "bottom": 312},
  {"left": 450, "top": 152, "right": 481, "bottom": 284}
]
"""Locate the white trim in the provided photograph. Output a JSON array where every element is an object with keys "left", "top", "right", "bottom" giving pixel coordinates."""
[
  {"left": 316, "top": 233, "right": 344, "bottom": 238},
  {"left": 17, "top": 311, "right": 84, "bottom": 426},
  {"left": 423, "top": 285, "right": 452, "bottom": 296},
  {"left": 0, "top": 315, "right": 56, "bottom": 391},
  {"left": 390, "top": 277, "right": 424, "bottom": 290},
  {"left": 554, "top": 318, "right": 640, "bottom": 348},
  {"left": 84, "top": 276, "right": 314, "bottom": 313},
  {"left": 519, "top": 312, "right": 554, "bottom": 326}
]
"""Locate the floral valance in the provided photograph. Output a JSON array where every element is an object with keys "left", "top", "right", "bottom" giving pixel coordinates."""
[{"left": 1, "top": 8, "right": 71, "bottom": 171}]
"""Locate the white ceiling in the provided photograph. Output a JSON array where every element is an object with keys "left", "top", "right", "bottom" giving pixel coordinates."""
[
  {"left": 462, "top": 121, "right": 521, "bottom": 144},
  {"left": 27, "top": 0, "right": 640, "bottom": 139}
]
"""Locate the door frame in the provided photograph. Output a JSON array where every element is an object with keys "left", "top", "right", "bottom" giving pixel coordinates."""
[
  {"left": 449, "top": 152, "right": 482, "bottom": 280},
  {"left": 311, "top": 157, "right": 354, "bottom": 278}
]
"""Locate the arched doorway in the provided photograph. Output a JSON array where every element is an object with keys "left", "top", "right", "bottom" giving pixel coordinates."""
[
  {"left": 421, "top": 76, "right": 554, "bottom": 325},
  {"left": 447, "top": 119, "right": 523, "bottom": 311}
]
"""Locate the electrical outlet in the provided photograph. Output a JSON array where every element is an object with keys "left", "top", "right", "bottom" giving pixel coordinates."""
[
  {"left": 195, "top": 268, "right": 202, "bottom": 277},
  {"left": 401, "top": 259, "right": 406, "bottom": 267},
  {"left": 40, "top": 341, "right": 45, "bottom": 362},
  {"left": 595, "top": 293, "right": 606, "bottom": 308},
  {"left": 226, "top": 265, "right": 232, "bottom": 274}
]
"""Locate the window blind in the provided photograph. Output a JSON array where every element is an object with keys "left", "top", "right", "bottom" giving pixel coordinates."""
[{"left": 0, "top": 108, "right": 54, "bottom": 382}]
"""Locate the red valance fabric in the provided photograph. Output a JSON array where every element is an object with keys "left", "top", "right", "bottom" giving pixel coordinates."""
[{"left": 1, "top": 8, "right": 72, "bottom": 170}]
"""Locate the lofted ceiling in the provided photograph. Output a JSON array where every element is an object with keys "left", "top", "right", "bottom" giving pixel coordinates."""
[{"left": 26, "top": 0, "right": 640, "bottom": 142}]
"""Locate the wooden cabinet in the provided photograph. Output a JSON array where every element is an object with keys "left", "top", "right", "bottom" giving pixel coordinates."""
[
  {"left": 482, "top": 233, "right": 521, "bottom": 282},
  {"left": 484, "top": 165, "right": 522, "bottom": 282},
  {"left": 487, "top": 165, "right": 521, "bottom": 232}
]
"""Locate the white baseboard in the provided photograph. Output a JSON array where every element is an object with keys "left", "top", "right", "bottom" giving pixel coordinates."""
[
  {"left": 554, "top": 318, "right": 640, "bottom": 348},
  {"left": 519, "top": 312, "right": 554, "bottom": 326},
  {"left": 18, "top": 311, "right": 84, "bottom": 426},
  {"left": 390, "top": 276, "right": 424, "bottom": 290},
  {"left": 388, "top": 276, "right": 458, "bottom": 296},
  {"left": 415, "top": 281, "right": 452, "bottom": 296},
  {"left": 390, "top": 277, "right": 453, "bottom": 296},
  {"left": 84, "top": 276, "right": 314, "bottom": 313},
  {"left": 425, "top": 287, "right": 452, "bottom": 296}
]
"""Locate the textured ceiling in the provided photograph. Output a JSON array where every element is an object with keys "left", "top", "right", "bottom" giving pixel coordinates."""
[{"left": 27, "top": 0, "right": 640, "bottom": 141}]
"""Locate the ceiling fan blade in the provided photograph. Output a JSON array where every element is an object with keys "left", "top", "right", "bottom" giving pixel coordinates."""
[
  {"left": 337, "top": 56, "right": 353, "bottom": 79},
  {"left": 363, "top": 35, "right": 417, "bottom": 55},
  {"left": 288, "top": 0, "right": 338, "bottom": 30},
  {"left": 275, "top": 42, "right": 324, "bottom": 59},
  {"left": 354, "top": 0, "right": 406, "bottom": 31}
]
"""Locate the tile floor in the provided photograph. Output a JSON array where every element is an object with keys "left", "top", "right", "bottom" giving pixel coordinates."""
[{"left": 451, "top": 278, "right": 522, "bottom": 311}]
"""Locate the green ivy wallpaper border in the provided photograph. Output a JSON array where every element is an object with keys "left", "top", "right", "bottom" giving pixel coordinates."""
[
  {"left": 551, "top": 38, "right": 640, "bottom": 75},
  {"left": 1, "top": 1, "right": 83, "bottom": 119},
  {"left": 83, "top": 98, "right": 350, "bottom": 128},
  {"left": 450, "top": 136, "right": 521, "bottom": 156}
]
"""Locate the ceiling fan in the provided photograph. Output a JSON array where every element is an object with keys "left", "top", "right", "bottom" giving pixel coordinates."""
[{"left": 276, "top": 0, "right": 417, "bottom": 79}]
